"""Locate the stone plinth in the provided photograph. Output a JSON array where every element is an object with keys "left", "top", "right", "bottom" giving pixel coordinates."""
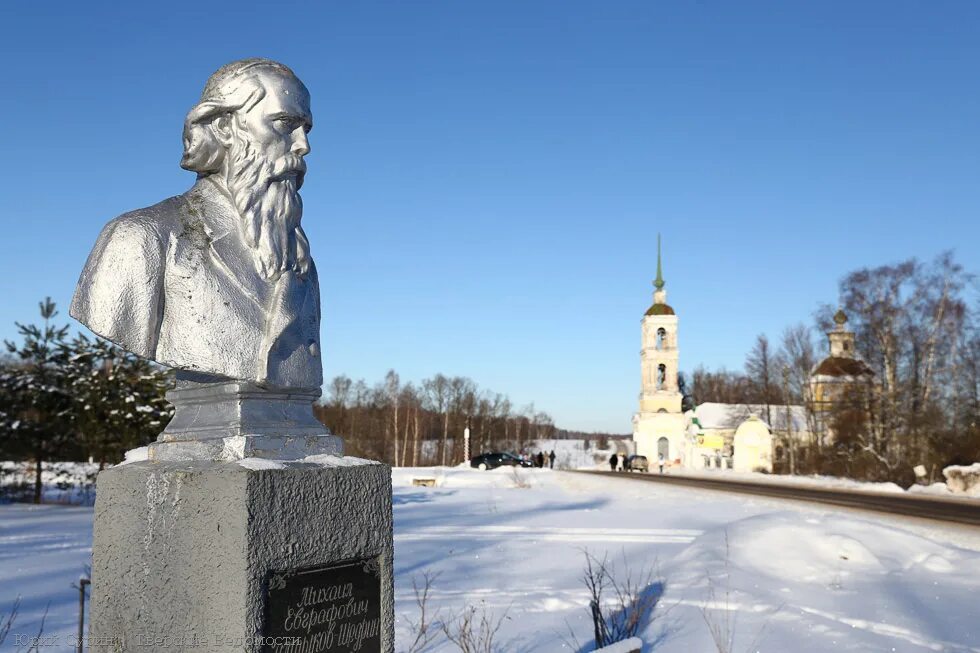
[
  {"left": 149, "top": 375, "right": 344, "bottom": 462},
  {"left": 89, "top": 456, "right": 394, "bottom": 652},
  {"left": 160, "top": 376, "right": 331, "bottom": 441}
]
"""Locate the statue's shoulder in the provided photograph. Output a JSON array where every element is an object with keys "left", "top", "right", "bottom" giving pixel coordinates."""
[
  {"left": 97, "top": 194, "right": 186, "bottom": 247},
  {"left": 71, "top": 194, "right": 188, "bottom": 353}
]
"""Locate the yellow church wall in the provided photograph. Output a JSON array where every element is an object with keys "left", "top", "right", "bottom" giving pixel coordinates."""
[
  {"left": 633, "top": 412, "right": 687, "bottom": 464},
  {"left": 640, "top": 393, "right": 683, "bottom": 413}
]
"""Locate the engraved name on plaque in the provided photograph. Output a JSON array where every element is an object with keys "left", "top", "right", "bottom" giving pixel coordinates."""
[{"left": 264, "top": 557, "right": 383, "bottom": 652}]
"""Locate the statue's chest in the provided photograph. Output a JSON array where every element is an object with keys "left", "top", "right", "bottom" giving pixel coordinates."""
[
  {"left": 164, "top": 232, "right": 269, "bottom": 338},
  {"left": 158, "top": 232, "right": 319, "bottom": 386}
]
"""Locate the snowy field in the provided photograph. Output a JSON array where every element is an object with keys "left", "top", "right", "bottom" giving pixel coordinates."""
[{"left": 2, "top": 466, "right": 980, "bottom": 651}]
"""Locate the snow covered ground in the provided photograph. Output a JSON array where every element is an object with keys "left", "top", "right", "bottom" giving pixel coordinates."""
[
  {"left": 0, "top": 504, "right": 93, "bottom": 649},
  {"left": 2, "top": 466, "right": 980, "bottom": 651}
]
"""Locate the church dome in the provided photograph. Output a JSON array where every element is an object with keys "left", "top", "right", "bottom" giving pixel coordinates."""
[
  {"left": 645, "top": 303, "right": 675, "bottom": 316},
  {"left": 813, "top": 356, "right": 873, "bottom": 378}
]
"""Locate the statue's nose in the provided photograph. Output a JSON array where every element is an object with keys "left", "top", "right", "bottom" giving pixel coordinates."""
[{"left": 291, "top": 130, "right": 310, "bottom": 156}]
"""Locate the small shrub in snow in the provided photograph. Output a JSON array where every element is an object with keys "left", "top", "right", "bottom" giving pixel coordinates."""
[
  {"left": 440, "top": 601, "right": 510, "bottom": 653},
  {"left": 0, "top": 597, "right": 48, "bottom": 652},
  {"left": 399, "top": 570, "right": 515, "bottom": 653},
  {"left": 401, "top": 572, "right": 441, "bottom": 653},
  {"left": 574, "top": 550, "right": 666, "bottom": 650}
]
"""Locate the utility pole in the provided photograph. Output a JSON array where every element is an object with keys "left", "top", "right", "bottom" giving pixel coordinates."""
[{"left": 783, "top": 366, "right": 795, "bottom": 475}]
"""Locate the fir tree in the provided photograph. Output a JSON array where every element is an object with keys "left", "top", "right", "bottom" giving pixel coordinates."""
[
  {"left": 66, "top": 335, "right": 173, "bottom": 467},
  {"left": 0, "top": 298, "right": 76, "bottom": 502}
]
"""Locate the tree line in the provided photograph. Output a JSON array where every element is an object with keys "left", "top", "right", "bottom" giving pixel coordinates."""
[
  {"left": 313, "top": 371, "right": 567, "bottom": 465},
  {"left": 689, "top": 252, "right": 980, "bottom": 484}
]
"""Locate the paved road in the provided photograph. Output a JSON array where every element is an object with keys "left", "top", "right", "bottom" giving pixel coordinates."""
[{"left": 576, "top": 470, "right": 980, "bottom": 527}]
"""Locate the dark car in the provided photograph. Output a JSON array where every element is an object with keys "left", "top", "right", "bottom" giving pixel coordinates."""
[
  {"left": 625, "top": 454, "right": 649, "bottom": 473},
  {"left": 470, "top": 452, "right": 533, "bottom": 471}
]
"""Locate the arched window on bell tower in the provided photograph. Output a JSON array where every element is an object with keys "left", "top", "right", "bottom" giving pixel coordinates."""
[
  {"left": 656, "top": 327, "right": 667, "bottom": 350},
  {"left": 657, "top": 364, "right": 666, "bottom": 390}
]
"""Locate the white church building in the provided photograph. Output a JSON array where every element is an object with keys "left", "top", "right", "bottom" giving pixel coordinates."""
[{"left": 631, "top": 239, "right": 809, "bottom": 472}]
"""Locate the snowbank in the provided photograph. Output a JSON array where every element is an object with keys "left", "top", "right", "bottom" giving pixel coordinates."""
[
  {"left": 665, "top": 511, "right": 980, "bottom": 651},
  {"left": 667, "top": 467, "right": 907, "bottom": 494},
  {"left": 593, "top": 637, "right": 642, "bottom": 653},
  {"left": 943, "top": 463, "right": 980, "bottom": 496},
  {"left": 907, "top": 482, "right": 953, "bottom": 497}
]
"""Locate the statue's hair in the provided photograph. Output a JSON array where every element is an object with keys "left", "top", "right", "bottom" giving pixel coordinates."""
[{"left": 180, "top": 58, "right": 301, "bottom": 174}]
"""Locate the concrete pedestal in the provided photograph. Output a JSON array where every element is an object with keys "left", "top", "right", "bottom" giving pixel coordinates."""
[
  {"left": 150, "top": 375, "right": 344, "bottom": 462},
  {"left": 89, "top": 456, "right": 394, "bottom": 652}
]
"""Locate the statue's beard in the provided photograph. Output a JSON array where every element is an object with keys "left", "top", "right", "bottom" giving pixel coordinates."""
[{"left": 225, "top": 131, "right": 310, "bottom": 282}]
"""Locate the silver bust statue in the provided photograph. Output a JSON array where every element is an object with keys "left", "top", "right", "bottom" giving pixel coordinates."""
[{"left": 72, "top": 59, "right": 341, "bottom": 460}]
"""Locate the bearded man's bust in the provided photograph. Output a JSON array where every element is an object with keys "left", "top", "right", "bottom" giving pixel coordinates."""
[{"left": 72, "top": 59, "right": 321, "bottom": 392}]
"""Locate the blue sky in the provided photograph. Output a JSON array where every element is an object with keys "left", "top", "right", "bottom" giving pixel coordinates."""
[{"left": 1, "top": 1, "right": 979, "bottom": 432}]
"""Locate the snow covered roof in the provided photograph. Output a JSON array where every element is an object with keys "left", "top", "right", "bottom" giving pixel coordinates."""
[{"left": 690, "top": 402, "right": 809, "bottom": 432}]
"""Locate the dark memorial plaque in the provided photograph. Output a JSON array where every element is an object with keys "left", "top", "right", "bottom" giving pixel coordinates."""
[{"left": 263, "top": 557, "right": 382, "bottom": 652}]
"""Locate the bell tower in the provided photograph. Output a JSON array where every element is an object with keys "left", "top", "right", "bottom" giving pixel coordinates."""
[
  {"left": 639, "top": 235, "right": 682, "bottom": 413},
  {"left": 827, "top": 309, "right": 857, "bottom": 357}
]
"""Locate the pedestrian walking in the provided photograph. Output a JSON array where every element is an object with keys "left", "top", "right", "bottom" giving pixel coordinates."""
[
  {"left": 609, "top": 453, "right": 618, "bottom": 471},
  {"left": 548, "top": 450, "right": 556, "bottom": 469},
  {"left": 658, "top": 453, "right": 665, "bottom": 474}
]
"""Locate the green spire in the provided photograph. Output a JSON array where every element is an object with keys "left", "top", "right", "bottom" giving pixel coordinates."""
[{"left": 654, "top": 234, "right": 665, "bottom": 290}]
